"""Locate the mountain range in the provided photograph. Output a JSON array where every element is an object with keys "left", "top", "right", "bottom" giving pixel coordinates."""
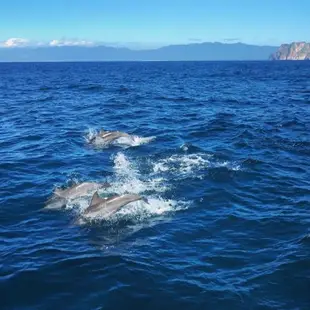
[{"left": 0, "top": 42, "right": 278, "bottom": 62}]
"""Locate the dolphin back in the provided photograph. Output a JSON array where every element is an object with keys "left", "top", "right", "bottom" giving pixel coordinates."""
[{"left": 84, "top": 192, "right": 143, "bottom": 216}]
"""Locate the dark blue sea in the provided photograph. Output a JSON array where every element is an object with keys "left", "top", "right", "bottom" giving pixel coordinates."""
[{"left": 1, "top": 61, "right": 310, "bottom": 310}]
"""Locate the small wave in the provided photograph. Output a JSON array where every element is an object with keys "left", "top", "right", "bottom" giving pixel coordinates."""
[
  {"left": 39, "top": 96, "right": 54, "bottom": 102},
  {"left": 39, "top": 86, "right": 53, "bottom": 91},
  {"left": 179, "top": 143, "right": 203, "bottom": 153},
  {"left": 297, "top": 89, "right": 310, "bottom": 94},
  {"left": 118, "top": 86, "right": 130, "bottom": 93},
  {"left": 68, "top": 84, "right": 104, "bottom": 92},
  {"left": 26, "top": 96, "right": 54, "bottom": 103},
  {"left": 84, "top": 85, "right": 104, "bottom": 92},
  {"left": 68, "top": 84, "right": 80, "bottom": 89},
  {"left": 154, "top": 95, "right": 192, "bottom": 102},
  {"left": 242, "top": 158, "right": 264, "bottom": 167}
]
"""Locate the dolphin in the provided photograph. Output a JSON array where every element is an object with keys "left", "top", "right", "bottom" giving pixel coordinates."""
[
  {"left": 83, "top": 191, "right": 148, "bottom": 219},
  {"left": 45, "top": 182, "right": 110, "bottom": 210},
  {"left": 89, "top": 129, "right": 133, "bottom": 145}
]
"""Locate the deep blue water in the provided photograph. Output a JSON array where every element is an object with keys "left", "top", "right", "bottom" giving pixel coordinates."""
[{"left": 1, "top": 61, "right": 310, "bottom": 310}]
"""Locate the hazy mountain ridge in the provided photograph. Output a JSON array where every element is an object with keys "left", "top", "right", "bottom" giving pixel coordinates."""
[{"left": 0, "top": 42, "right": 277, "bottom": 62}]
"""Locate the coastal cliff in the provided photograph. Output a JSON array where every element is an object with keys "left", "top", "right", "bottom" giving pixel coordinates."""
[{"left": 270, "top": 42, "right": 310, "bottom": 60}]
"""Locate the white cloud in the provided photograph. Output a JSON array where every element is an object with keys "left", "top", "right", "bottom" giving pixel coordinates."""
[
  {"left": 0, "top": 37, "right": 96, "bottom": 48},
  {"left": 0, "top": 37, "right": 29, "bottom": 47},
  {"left": 49, "top": 39, "right": 94, "bottom": 47}
]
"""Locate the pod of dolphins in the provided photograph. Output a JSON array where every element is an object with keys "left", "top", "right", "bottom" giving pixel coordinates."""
[{"left": 44, "top": 129, "right": 149, "bottom": 220}]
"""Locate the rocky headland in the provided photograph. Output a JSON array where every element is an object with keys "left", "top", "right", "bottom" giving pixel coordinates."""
[{"left": 270, "top": 42, "right": 310, "bottom": 60}]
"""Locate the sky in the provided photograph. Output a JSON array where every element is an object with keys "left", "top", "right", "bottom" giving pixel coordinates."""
[{"left": 0, "top": 0, "right": 309, "bottom": 49}]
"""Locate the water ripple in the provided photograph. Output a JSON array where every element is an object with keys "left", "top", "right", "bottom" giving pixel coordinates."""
[{"left": 1, "top": 61, "right": 309, "bottom": 310}]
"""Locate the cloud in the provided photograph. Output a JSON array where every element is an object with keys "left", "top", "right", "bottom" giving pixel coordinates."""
[
  {"left": 49, "top": 39, "right": 94, "bottom": 47},
  {"left": 0, "top": 37, "right": 96, "bottom": 48},
  {"left": 103, "top": 41, "right": 164, "bottom": 50},
  {"left": 188, "top": 38, "right": 203, "bottom": 42},
  {"left": 0, "top": 37, "right": 29, "bottom": 47},
  {"left": 0, "top": 38, "right": 161, "bottom": 49},
  {"left": 223, "top": 38, "right": 241, "bottom": 42}
]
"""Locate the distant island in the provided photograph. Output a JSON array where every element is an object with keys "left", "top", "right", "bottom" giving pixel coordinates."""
[
  {"left": 270, "top": 42, "right": 310, "bottom": 60},
  {"left": 0, "top": 42, "right": 277, "bottom": 62}
]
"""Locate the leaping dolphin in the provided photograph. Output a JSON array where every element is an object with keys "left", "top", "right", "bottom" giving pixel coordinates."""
[
  {"left": 45, "top": 182, "right": 110, "bottom": 210},
  {"left": 83, "top": 191, "right": 148, "bottom": 219},
  {"left": 89, "top": 129, "right": 133, "bottom": 145}
]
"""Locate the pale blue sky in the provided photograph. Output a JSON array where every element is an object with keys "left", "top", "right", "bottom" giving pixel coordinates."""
[{"left": 0, "top": 0, "right": 309, "bottom": 48}]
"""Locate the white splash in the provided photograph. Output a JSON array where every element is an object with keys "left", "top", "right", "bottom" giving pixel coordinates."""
[
  {"left": 85, "top": 127, "right": 98, "bottom": 143},
  {"left": 153, "top": 153, "right": 212, "bottom": 175},
  {"left": 217, "top": 161, "right": 241, "bottom": 171},
  {"left": 80, "top": 197, "right": 186, "bottom": 224},
  {"left": 115, "top": 135, "right": 156, "bottom": 147},
  {"left": 115, "top": 197, "right": 185, "bottom": 219},
  {"left": 153, "top": 162, "right": 169, "bottom": 173},
  {"left": 108, "top": 152, "right": 169, "bottom": 194},
  {"left": 152, "top": 153, "right": 241, "bottom": 178},
  {"left": 61, "top": 152, "right": 187, "bottom": 224}
]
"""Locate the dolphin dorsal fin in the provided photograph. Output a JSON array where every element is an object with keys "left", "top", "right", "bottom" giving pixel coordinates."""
[{"left": 90, "top": 191, "right": 103, "bottom": 207}]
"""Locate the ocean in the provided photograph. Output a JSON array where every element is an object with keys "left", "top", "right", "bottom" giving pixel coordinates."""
[{"left": 1, "top": 61, "right": 309, "bottom": 309}]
